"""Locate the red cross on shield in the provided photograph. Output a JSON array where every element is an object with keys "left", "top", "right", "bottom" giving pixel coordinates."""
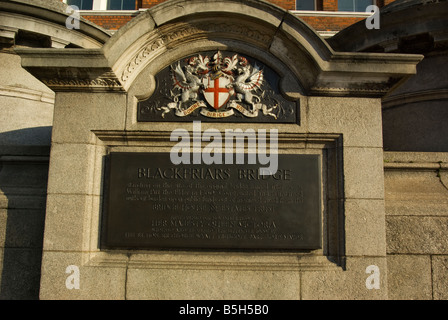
[{"left": 202, "top": 75, "right": 231, "bottom": 110}]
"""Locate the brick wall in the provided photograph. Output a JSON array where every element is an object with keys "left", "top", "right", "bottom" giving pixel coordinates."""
[
  {"left": 74, "top": 0, "right": 397, "bottom": 32},
  {"left": 273, "top": 0, "right": 295, "bottom": 10},
  {"left": 141, "top": 0, "right": 167, "bottom": 7},
  {"left": 301, "top": 16, "right": 365, "bottom": 32},
  {"left": 82, "top": 15, "right": 134, "bottom": 30},
  {"left": 322, "top": 0, "right": 338, "bottom": 11}
]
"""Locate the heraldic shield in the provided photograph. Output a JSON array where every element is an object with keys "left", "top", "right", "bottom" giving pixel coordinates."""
[
  {"left": 202, "top": 75, "right": 232, "bottom": 110},
  {"left": 137, "top": 50, "right": 298, "bottom": 123}
]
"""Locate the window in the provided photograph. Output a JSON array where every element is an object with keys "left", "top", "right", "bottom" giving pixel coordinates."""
[
  {"left": 107, "top": 0, "right": 136, "bottom": 10},
  {"left": 66, "top": 0, "right": 93, "bottom": 10},
  {"left": 338, "top": 0, "right": 374, "bottom": 12},
  {"left": 296, "top": 0, "right": 316, "bottom": 10},
  {"left": 64, "top": 0, "right": 136, "bottom": 10}
]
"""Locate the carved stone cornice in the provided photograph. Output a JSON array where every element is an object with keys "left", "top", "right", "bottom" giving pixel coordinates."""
[
  {"left": 382, "top": 89, "right": 448, "bottom": 109},
  {"left": 310, "top": 85, "right": 391, "bottom": 97},
  {"left": 14, "top": 48, "right": 125, "bottom": 92},
  {"left": 41, "top": 76, "right": 123, "bottom": 92}
]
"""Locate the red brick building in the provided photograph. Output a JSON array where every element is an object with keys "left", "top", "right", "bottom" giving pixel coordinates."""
[{"left": 61, "top": 0, "right": 397, "bottom": 36}]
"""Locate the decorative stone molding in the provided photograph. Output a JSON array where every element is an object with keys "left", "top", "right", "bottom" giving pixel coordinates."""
[
  {"left": 41, "top": 77, "right": 123, "bottom": 92},
  {"left": 0, "top": 85, "right": 55, "bottom": 104},
  {"left": 311, "top": 85, "right": 391, "bottom": 97},
  {"left": 120, "top": 21, "right": 275, "bottom": 84},
  {"left": 14, "top": 49, "right": 125, "bottom": 92},
  {"left": 382, "top": 89, "right": 448, "bottom": 109}
]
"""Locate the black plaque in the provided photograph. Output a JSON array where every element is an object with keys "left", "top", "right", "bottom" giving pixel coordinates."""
[{"left": 102, "top": 153, "right": 321, "bottom": 250}]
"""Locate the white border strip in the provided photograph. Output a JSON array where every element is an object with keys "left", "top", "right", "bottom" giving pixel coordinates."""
[
  {"left": 79, "top": 10, "right": 140, "bottom": 16},
  {"left": 290, "top": 10, "right": 372, "bottom": 17}
]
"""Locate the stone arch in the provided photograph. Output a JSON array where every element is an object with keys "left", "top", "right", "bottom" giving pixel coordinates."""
[{"left": 103, "top": 0, "right": 334, "bottom": 99}]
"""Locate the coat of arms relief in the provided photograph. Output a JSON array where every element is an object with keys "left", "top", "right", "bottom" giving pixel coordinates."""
[{"left": 138, "top": 51, "right": 297, "bottom": 123}]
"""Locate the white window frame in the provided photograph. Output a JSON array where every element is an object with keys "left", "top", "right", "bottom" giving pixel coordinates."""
[
  {"left": 337, "top": 0, "right": 376, "bottom": 12},
  {"left": 63, "top": 0, "right": 108, "bottom": 10}
]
